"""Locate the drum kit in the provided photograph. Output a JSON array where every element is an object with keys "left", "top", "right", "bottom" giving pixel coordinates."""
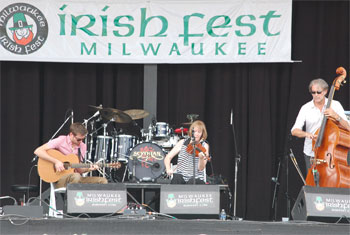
[{"left": 84, "top": 105, "right": 197, "bottom": 183}]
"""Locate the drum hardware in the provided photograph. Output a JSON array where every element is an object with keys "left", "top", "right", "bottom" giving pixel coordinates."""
[
  {"left": 92, "top": 158, "right": 109, "bottom": 178},
  {"left": 88, "top": 104, "right": 103, "bottom": 111},
  {"left": 140, "top": 123, "right": 154, "bottom": 142},
  {"left": 177, "top": 114, "right": 198, "bottom": 126},
  {"left": 84, "top": 108, "right": 103, "bottom": 161},
  {"left": 153, "top": 135, "right": 180, "bottom": 151},
  {"left": 83, "top": 105, "right": 102, "bottom": 126},
  {"left": 181, "top": 114, "right": 199, "bottom": 126},
  {"left": 87, "top": 118, "right": 116, "bottom": 164},
  {"left": 186, "top": 114, "right": 199, "bottom": 123}
]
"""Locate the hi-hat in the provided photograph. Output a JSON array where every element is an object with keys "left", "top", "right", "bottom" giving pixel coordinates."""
[
  {"left": 100, "top": 108, "right": 132, "bottom": 123},
  {"left": 124, "top": 109, "right": 149, "bottom": 120}
]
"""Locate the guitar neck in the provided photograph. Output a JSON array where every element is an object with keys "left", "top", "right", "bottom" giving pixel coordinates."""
[{"left": 70, "top": 163, "right": 108, "bottom": 168}]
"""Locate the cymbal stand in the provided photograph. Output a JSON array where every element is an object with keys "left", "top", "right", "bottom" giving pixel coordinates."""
[
  {"left": 122, "top": 163, "right": 128, "bottom": 182},
  {"left": 84, "top": 121, "right": 96, "bottom": 176},
  {"left": 101, "top": 121, "right": 111, "bottom": 177},
  {"left": 148, "top": 123, "right": 153, "bottom": 142},
  {"left": 87, "top": 121, "right": 95, "bottom": 163},
  {"left": 83, "top": 111, "right": 99, "bottom": 162}
]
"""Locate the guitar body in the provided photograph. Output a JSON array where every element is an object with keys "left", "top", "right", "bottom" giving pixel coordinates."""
[{"left": 38, "top": 149, "right": 80, "bottom": 183}]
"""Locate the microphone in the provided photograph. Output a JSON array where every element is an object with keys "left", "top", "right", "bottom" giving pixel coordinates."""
[
  {"left": 71, "top": 109, "right": 74, "bottom": 124},
  {"left": 230, "top": 109, "right": 233, "bottom": 125}
]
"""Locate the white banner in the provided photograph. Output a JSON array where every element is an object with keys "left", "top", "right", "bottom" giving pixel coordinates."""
[{"left": 0, "top": 0, "right": 292, "bottom": 63}]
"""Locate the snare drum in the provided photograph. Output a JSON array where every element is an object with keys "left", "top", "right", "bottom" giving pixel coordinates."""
[
  {"left": 154, "top": 122, "right": 170, "bottom": 140},
  {"left": 128, "top": 142, "right": 165, "bottom": 182},
  {"left": 92, "top": 135, "right": 114, "bottom": 162},
  {"left": 113, "top": 135, "right": 137, "bottom": 162}
]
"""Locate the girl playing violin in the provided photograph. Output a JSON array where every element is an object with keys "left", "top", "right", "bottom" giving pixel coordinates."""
[{"left": 164, "top": 120, "right": 210, "bottom": 184}]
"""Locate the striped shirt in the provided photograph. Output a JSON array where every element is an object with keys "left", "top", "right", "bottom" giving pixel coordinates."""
[{"left": 177, "top": 138, "right": 207, "bottom": 182}]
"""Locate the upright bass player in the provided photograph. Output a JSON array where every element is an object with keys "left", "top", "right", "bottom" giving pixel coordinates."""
[{"left": 291, "top": 78, "right": 350, "bottom": 174}]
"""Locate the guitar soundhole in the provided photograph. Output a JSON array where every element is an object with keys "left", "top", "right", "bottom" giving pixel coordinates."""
[{"left": 63, "top": 162, "right": 70, "bottom": 170}]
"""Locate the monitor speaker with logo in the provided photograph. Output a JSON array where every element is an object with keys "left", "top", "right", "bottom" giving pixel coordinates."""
[
  {"left": 66, "top": 183, "right": 127, "bottom": 214},
  {"left": 291, "top": 186, "right": 350, "bottom": 222},
  {"left": 160, "top": 185, "right": 220, "bottom": 218}
]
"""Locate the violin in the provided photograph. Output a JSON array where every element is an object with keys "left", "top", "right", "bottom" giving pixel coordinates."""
[{"left": 186, "top": 142, "right": 211, "bottom": 161}]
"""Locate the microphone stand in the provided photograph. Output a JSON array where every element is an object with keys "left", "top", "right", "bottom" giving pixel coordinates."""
[
  {"left": 271, "top": 159, "right": 281, "bottom": 221},
  {"left": 231, "top": 109, "right": 241, "bottom": 220},
  {"left": 191, "top": 130, "right": 196, "bottom": 185}
]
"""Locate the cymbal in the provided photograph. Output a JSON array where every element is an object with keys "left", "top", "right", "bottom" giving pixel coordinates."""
[
  {"left": 124, "top": 109, "right": 149, "bottom": 120},
  {"left": 100, "top": 108, "right": 132, "bottom": 123}
]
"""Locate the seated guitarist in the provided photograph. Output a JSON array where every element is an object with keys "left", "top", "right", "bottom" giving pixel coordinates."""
[{"left": 34, "top": 122, "right": 108, "bottom": 188}]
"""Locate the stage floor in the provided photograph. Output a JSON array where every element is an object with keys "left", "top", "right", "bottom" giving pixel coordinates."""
[{"left": 1, "top": 217, "right": 349, "bottom": 235}]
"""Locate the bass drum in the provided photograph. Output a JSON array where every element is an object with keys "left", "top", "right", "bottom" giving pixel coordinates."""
[{"left": 128, "top": 142, "right": 165, "bottom": 182}]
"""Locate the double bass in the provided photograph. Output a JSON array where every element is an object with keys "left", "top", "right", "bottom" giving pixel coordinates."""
[{"left": 305, "top": 67, "right": 350, "bottom": 188}]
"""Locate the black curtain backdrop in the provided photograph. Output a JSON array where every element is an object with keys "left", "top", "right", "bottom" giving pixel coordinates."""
[{"left": 0, "top": 1, "right": 349, "bottom": 221}]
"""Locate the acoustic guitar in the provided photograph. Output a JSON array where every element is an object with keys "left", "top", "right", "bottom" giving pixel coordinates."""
[{"left": 37, "top": 149, "right": 121, "bottom": 183}]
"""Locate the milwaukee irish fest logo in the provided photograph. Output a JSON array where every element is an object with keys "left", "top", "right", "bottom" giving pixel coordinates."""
[{"left": 0, "top": 3, "right": 48, "bottom": 55}]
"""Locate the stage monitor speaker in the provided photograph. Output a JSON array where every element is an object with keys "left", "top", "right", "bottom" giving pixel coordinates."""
[
  {"left": 160, "top": 185, "right": 220, "bottom": 218},
  {"left": 66, "top": 183, "right": 127, "bottom": 214},
  {"left": 3, "top": 205, "right": 43, "bottom": 218},
  {"left": 291, "top": 186, "right": 350, "bottom": 222}
]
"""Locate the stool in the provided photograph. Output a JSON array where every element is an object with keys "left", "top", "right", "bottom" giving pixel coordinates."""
[{"left": 11, "top": 184, "right": 39, "bottom": 205}]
